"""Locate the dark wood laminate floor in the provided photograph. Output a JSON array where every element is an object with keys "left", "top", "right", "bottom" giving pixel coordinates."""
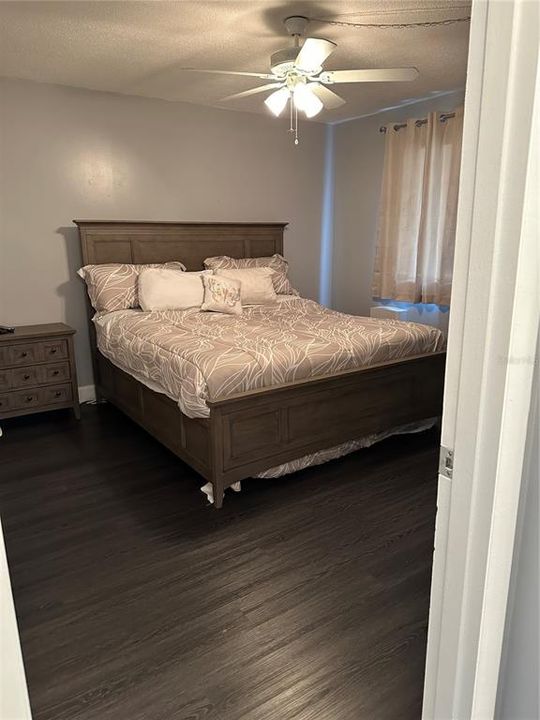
[{"left": 0, "top": 405, "right": 439, "bottom": 720}]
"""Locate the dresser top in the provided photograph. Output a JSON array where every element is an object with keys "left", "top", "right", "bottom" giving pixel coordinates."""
[{"left": 0, "top": 323, "right": 75, "bottom": 343}]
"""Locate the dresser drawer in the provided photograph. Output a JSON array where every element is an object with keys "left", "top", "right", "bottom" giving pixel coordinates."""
[
  {"left": 0, "top": 369, "right": 10, "bottom": 391},
  {"left": 0, "top": 361, "right": 71, "bottom": 390},
  {"left": 8, "top": 383, "right": 73, "bottom": 411},
  {"left": 40, "top": 339, "right": 68, "bottom": 362},
  {"left": 11, "top": 365, "right": 41, "bottom": 389},
  {"left": 41, "top": 384, "right": 72, "bottom": 406},
  {"left": 9, "top": 389, "right": 42, "bottom": 411},
  {"left": 0, "top": 393, "right": 10, "bottom": 412},
  {"left": 41, "top": 361, "right": 71, "bottom": 385},
  {"left": 0, "top": 339, "right": 69, "bottom": 369},
  {"left": 7, "top": 343, "right": 42, "bottom": 366}
]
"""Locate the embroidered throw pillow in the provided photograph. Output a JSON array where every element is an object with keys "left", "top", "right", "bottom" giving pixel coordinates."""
[
  {"left": 78, "top": 262, "right": 186, "bottom": 312},
  {"left": 203, "top": 254, "right": 299, "bottom": 296},
  {"left": 201, "top": 274, "right": 242, "bottom": 315}
]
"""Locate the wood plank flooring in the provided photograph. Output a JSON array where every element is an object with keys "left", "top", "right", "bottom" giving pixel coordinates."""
[{"left": 0, "top": 404, "right": 439, "bottom": 720}]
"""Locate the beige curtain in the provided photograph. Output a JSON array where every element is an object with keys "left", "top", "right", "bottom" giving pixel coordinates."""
[{"left": 372, "top": 107, "right": 463, "bottom": 306}]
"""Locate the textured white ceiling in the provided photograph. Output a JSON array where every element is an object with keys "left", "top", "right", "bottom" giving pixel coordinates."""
[{"left": 0, "top": 1, "right": 470, "bottom": 122}]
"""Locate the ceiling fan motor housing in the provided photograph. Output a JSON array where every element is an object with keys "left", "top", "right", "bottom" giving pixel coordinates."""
[
  {"left": 283, "top": 16, "right": 310, "bottom": 37},
  {"left": 270, "top": 47, "right": 300, "bottom": 76},
  {"left": 272, "top": 17, "right": 318, "bottom": 76}
]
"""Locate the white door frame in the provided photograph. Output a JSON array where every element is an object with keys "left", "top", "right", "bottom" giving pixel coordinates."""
[
  {"left": 0, "top": 519, "right": 32, "bottom": 719},
  {"left": 422, "top": 1, "right": 539, "bottom": 718}
]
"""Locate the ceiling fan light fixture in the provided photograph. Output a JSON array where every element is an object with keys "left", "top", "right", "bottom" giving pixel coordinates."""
[
  {"left": 264, "top": 87, "right": 290, "bottom": 116},
  {"left": 201, "top": 14, "right": 420, "bottom": 145},
  {"left": 293, "top": 83, "right": 323, "bottom": 118}
]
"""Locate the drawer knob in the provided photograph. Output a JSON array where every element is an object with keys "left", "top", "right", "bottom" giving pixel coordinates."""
[
  {"left": 53, "top": 370, "right": 59, "bottom": 376},
  {"left": 23, "top": 374, "right": 30, "bottom": 380},
  {"left": 21, "top": 351, "right": 28, "bottom": 358},
  {"left": 50, "top": 348, "right": 57, "bottom": 355},
  {"left": 26, "top": 396, "right": 33, "bottom": 402},
  {"left": 55, "top": 391, "right": 61, "bottom": 398}
]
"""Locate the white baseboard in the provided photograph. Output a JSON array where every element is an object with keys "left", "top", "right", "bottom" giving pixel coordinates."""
[{"left": 78, "top": 384, "right": 96, "bottom": 403}]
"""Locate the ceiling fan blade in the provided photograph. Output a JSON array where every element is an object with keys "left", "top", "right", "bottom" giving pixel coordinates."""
[
  {"left": 309, "top": 83, "right": 346, "bottom": 109},
  {"left": 295, "top": 38, "right": 337, "bottom": 73},
  {"left": 320, "top": 68, "right": 419, "bottom": 84},
  {"left": 178, "top": 68, "right": 276, "bottom": 80},
  {"left": 220, "top": 83, "right": 283, "bottom": 102}
]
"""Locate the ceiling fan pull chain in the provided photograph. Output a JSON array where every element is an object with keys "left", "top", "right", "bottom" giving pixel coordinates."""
[
  {"left": 294, "top": 103, "right": 299, "bottom": 146},
  {"left": 289, "top": 94, "right": 294, "bottom": 133}
]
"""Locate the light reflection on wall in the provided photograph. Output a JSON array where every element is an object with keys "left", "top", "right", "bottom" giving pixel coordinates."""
[
  {"left": 319, "top": 124, "right": 335, "bottom": 306},
  {"left": 74, "top": 148, "right": 128, "bottom": 200}
]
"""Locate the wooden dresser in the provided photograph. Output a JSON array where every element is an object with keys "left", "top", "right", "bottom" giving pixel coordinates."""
[{"left": 0, "top": 324, "right": 80, "bottom": 420}]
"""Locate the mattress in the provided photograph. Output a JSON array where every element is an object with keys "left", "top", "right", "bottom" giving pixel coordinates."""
[{"left": 93, "top": 296, "right": 444, "bottom": 419}]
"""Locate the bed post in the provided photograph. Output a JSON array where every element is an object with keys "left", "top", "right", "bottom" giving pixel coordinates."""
[
  {"left": 212, "top": 482, "right": 225, "bottom": 509},
  {"left": 209, "top": 406, "right": 226, "bottom": 509}
]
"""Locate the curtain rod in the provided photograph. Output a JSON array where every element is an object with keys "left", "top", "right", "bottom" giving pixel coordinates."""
[{"left": 379, "top": 111, "right": 456, "bottom": 133}]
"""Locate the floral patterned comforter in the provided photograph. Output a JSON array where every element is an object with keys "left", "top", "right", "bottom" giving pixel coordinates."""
[{"left": 94, "top": 297, "right": 444, "bottom": 419}]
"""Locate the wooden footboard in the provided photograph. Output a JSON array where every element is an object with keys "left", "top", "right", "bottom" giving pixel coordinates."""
[
  {"left": 208, "top": 351, "right": 445, "bottom": 505},
  {"left": 97, "top": 351, "right": 446, "bottom": 508}
]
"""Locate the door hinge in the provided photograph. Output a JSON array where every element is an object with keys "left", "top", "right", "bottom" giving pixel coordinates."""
[{"left": 439, "top": 446, "right": 454, "bottom": 479}]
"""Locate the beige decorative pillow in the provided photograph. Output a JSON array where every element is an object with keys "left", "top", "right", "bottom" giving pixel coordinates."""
[
  {"left": 138, "top": 268, "right": 211, "bottom": 311},
  {"left": 215, "top": 267, "right": 277, "bottom": 305},
  {"left": 78, "top": 262, "right": 186, "bottom": 312},
  {"left": 201, "top": 274, "right": 242, "bottom": 315},
  {"left": 204, "top": 254, "right": 299, "bottom": 296}
]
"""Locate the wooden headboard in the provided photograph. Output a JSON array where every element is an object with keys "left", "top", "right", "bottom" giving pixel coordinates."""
[{"left": 74, "top": 220, "right": 288, "bottom": 270}]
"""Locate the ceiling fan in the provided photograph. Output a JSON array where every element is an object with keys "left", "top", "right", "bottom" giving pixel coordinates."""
[{"left": 180, "top": 16, "right": 419, "bottom": 144}]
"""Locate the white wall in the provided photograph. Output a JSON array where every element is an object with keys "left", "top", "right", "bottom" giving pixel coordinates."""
[
  {"left": 0, "top": 78, "right": 326, "bottom": 387},
  {"left": 0, "top": 78, "right": 466, "bottom": 391},
  {"left": 332, "top": 91, "right": 464, "bottom": 317}
]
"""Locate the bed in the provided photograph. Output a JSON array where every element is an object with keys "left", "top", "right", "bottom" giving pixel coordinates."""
[{"left": 75, "top": 220, "right": 446, "bottom": 507}]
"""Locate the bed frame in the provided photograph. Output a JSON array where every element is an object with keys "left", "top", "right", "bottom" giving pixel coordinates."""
[{"left": 75, "top": 220, "right": 446, "bottom": 508}]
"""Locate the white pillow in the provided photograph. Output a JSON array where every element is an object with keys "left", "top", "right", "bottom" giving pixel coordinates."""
[
  {"left": 214, "top": 267, "right": 277, "bottom": 305},
  {"left": 138, "top": 268, "right": 211, "bottom": 311}
]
